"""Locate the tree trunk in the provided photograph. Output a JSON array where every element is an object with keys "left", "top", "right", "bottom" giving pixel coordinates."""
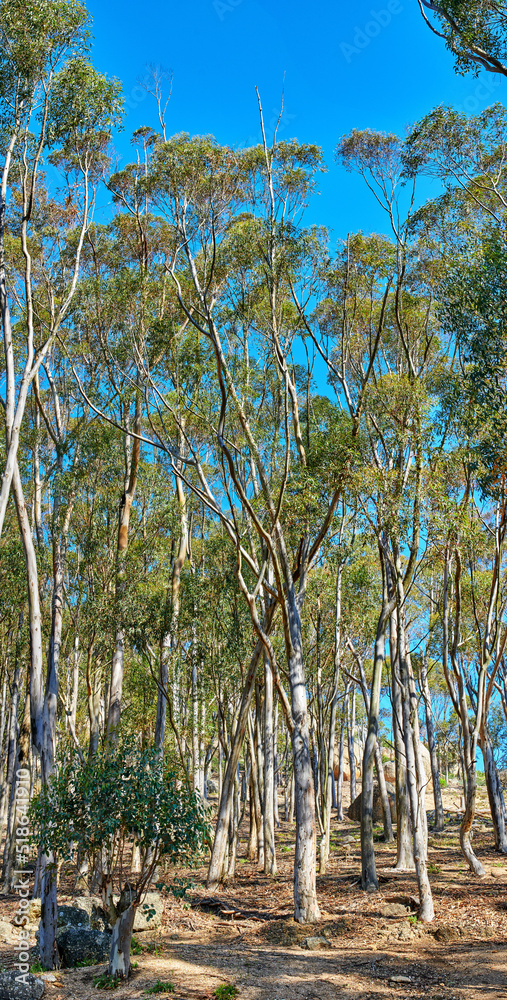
[
  {"left": 320, "top": 564, "right": 343, "bottom": 872},
  {"left": 336, "top": 709, "right": 346, "bottom": 822},
  {"left": 347, "top": 683, "right": 357, "bottom": 804},
  {"left": 396, "top": 581, "right": 434, "bottom": 921},
  {"left": 361, "top": 602, "right": 388, "bottom": 892},
  {"left": 207, "top": 636, "right": 267, "bottom": 888},
  {"left": 11, "top": 462, "right": 44, "bottom": 756},
  {"left": 109, "top": 902, "right": 136, "bottom": 978},
  {"left": 286, "top": 585, "right": 320, "bottom": 923},
  {"left": 263, "top": 654, "right": 277, "bottom": 874},
  {"left": 374, "top": 741, "right": 394, "bottom": 842},
  {"left": 107, "top": 400, "right": 141, "bottom": 740},
  {"left": 481, "top": 729, "right": 507, "bottom": 853},
  {"left": 390, "top": 614, "right": 414, "bottom": 871},
  {"left": 420, "top": 653, "right": 444, "bottom": 833},
  {"left": 460, "top": 755, "right": 485, "bottom": 875}
]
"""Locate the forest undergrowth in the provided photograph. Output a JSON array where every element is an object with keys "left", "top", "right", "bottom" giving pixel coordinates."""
[{"left": 0, "top": 782, "right": 505, "bottom": 1000}]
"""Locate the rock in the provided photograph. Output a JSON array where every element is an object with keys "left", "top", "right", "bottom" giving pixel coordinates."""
[
  {"left": 57, "top": 904, "right": 90, "bottom": 929},
  {"left": 380, "top": 903, "right": 410, "bottom": 918},
  {"left": 134, "top": 892, "right": 163, "bottom": 931},
  {"left": 384, "top": 747, "right": 431, "bottom": 783},
  {"left": 397, "top": 921, "right": 415, "bottom": 940},
  {"left": 383, "top": 761, "right": 396, "bottom": 782},
  {"left": 0, "top": 971, "right": 45, "bottom": 999},
  {"left": 419, "top": 742, "right": 432, "bottom": 781},
  {"left": 74, "top": 897, "right": 109, "bottom": 931},
  {"left": 434, "top": 925, "right": 464, "bottom": 943},
  {"left": 206, "top": 777, "right": 218, "bottom": 794},
  {"left": 385, "top": 894, "right": 419, "bottom": 911},
  {"left": 0, "top": 918, "right": 16, "bottom": 943},
  {"left": 39, "top": 975, "right": 57, "bottom": 983},
  {"left": 302, "top": 935, "right": 331, "bottom": 950},
  {"left": 389, "top": 974, "right": 412, "bottom": 983},
  {"left": 57, "top": 927, "right": 111, "bottom": 968},
  {"left": 347, "top": 782, "right": 396, "bottom": 824},
  {"left": 28, "top": 900, "right": 41, "bottom": 923}
]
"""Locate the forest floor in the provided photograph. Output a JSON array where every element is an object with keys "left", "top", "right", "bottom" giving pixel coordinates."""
[{"left": 0, "top": 780, "right": 506, "bottom": 1000}]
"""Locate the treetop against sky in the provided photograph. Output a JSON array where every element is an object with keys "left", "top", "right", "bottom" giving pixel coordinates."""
[{"left": 88, "top": 0, "right": 506, "bottom": 239}]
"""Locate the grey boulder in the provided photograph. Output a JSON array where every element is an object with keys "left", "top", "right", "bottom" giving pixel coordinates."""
[
  {"left": 347, "top": 782, "right": 396, "bottom": 823},
  {"left": 0, "top": 971, "right": 45, "bottom": 999},
  {"left": 57, "top": 927, "right": 111, "bottom": 968},
  {"left": 57, "top": 905, "right": 90, "bottom": 929},
  {"left": 134, "top": 893, "right": 163, "bottom": 931}
]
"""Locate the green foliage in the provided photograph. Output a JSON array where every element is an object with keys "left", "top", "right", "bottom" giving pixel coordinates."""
[
  {"left": 143, "top": 983, "right": 175, "bottom": 996},
  {"left": 418, "top": 1, "right": 507, "bottom": 77},
  {"left": 93, "top": 972, "right": 121, "bottom": 990},
  {"left": 131, "top": 937, "right": 143, "bottom": 955},
  {"left": 48, "top": 55, "right": 123, "bottom": 147},
  {"left": 29, "top": 739, "right": 210, "bottom": 873},
  {"left": 168, "top": 876, "right": 197, "bottom": 900},
  {"left": 213, "top": 986, "right": 239, "bottom": 1000}
]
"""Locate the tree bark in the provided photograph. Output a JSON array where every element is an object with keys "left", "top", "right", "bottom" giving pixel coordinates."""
[
  {"left": 420, "top": 652, "right": 444, "bottom": 833},
  {"left": 481, "top": 730, "right": 507, "bottom": 853},
  {"left": 286, "top": 585, "right": 320, "bottom": 923},
  {"left": 361, "top": 588, "right": 390, "bottom": 892},
  {"left": 207, "top": 636, "right": 267, "bottom": 888},
  {"left": 263, "top": 654, "right": 277, "bottom": 874}
]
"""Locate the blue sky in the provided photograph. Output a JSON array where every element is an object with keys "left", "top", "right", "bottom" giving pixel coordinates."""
[{"left": 88, "top": 0, "right": 505, "bottom": 243}]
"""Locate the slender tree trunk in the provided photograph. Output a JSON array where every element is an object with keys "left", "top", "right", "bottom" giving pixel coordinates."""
[
  {"left": 391, "top": 614, "right": 414, "bottom": 871},
  {"left": 247, "top": 714, "right": 264, "bottom": 867},
  {"left": 396, "top": 577, "right": 434, "bottom": 921},
  {"left": 348, "top": 683, "right": 357, "bottom": 804},
  {"left": 207, "top": 637, "right": 268, "bottom": 888},
  {"left": 40, "top": 487, "right": 74, "bottom": 968},
  {"left": 336, "top": 711, "right": 346, "bottom": 822},
  {"left": 320, "top": 564, "right": 343, "bottom": 871},
  {"left": 11, "top": 462, "right": 44, "bottom": 756},
  {"left": 286, "top": 585, "right": 320, "bottom": 923},
  {"left": 361, "top": 592, "right": 389, "bottom": 892},
  {"left": 374, "top": 741, "right": 394, "bottom": 842},
  {"left": 108, "top": 899, "right": 137, "bottom": 978},
  {"left": 460, "top": 751, "right": 485, "bottom": 875},
  {"left": 420, "top": 653, "right": 444, "bottom": 832},
  {"left": 107, "top": 399, "right": 141, "bottom": 740},
  {"left": 263, "top": 654, "right": 277, "bottom": 874},
  {"left": 481, "top": 729, "right": 507, "bottom": 853}
]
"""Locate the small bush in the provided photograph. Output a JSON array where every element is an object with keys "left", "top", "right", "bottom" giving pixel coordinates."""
[
  {"left": 143, "top": 982, "right": 175, "bottom": 995},
  {"left": 93, "top": 972, "right": 121, "bottom": 990},
  {"left": 213, "top": 986, "right": 239, "bottom": 1000},
  {"left": 131, "top": 936, "right": 143, "bottom": 955}
]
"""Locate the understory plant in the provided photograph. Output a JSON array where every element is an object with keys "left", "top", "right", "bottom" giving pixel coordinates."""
[{"left": 31, "top": 739, "right": 209, "bottom": 979}]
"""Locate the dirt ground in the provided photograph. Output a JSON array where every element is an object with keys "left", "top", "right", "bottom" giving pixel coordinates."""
[{"left": 0, "top": 779, "right": 506, "bottom": 1000}]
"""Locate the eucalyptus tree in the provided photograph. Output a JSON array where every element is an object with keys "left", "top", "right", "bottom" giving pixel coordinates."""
[
  {"left": 417, "top": 0, "right": 507, "bottom": 78},
  {"left": 0, "top": 0, "right": 122, "bottom": 541},
  {"left": 308, "top": 124, "right": 448, "bottom": 919},
  {"left": 0, "top": 0, "right": 123, "bottom": 966},
  {"left": 103, "top": 119, "right": 364, "bottom": 922}
]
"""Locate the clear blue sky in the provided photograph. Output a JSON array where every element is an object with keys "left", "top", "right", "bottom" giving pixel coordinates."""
[{"left": 88, "top": 0, "right": 505, "bottom": 243}]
